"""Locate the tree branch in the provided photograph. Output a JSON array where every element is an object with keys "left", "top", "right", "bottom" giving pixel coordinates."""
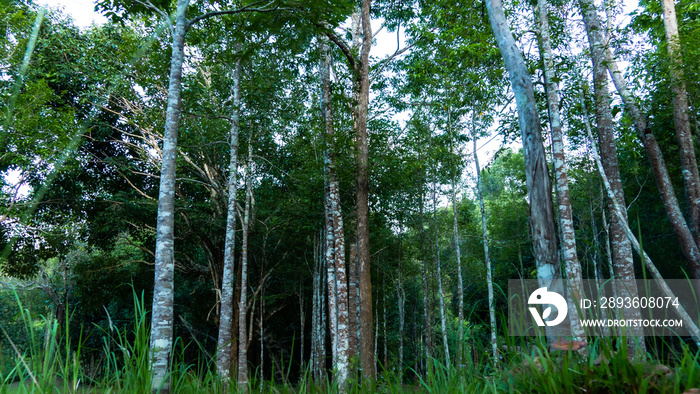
[{"left": 187, "top": 0, "right": 288, "bottom": 30}]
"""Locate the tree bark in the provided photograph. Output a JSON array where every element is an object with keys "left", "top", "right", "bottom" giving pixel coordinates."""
[
  {"left": 150, "top": 1, "right": 188, "bottom": 392},
  {"left": 216, "top": 57, "right": 242, "bottom": 386},
  {"left": 473, "top": 123, "right": 498, "bottom": 365},
  {"left": 320, "top": 35, "right": 350, "bottom": 388},
  {"left": 579, "top": 0, "right": 645, "bottom": 357},
  {"left": 485, "top": 0, "right": 561, "bottom": 343},
  {"left": 536, "top": 0, "right": 586, "bottom": 344},
  {"left": 237, "top": 143, "right": 253, "bottom": 390},
  {"left": 432, "top": 179, "right": 450, "bottom": 367},
  {"left": 450, "top": 177, "right": 464, "bottom": 364},
  {"left": 356, "top": 0, "right": 375, "bottom": 379},
  {"left": 419, "top": 185, "right": 434, "bottom": 361},
  {"left": 347, "top": 243, "right": 358, "bottom": 362}
]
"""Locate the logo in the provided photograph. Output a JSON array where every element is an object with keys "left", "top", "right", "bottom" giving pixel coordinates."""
[{"left": 528, "top": 287, "right": 568, "bottom": 327}]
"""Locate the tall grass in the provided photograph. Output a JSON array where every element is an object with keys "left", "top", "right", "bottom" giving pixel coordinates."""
[{"left": 2, "top": 289, "right": 699, "bottom": 393}]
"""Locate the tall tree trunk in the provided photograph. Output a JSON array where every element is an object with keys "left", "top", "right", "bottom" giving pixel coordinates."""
[
  {"left": 298, "top": 283, "right": 305, "bottom": 379},
  {"left": 348, "top": 243, "right": 358, "bottom": 362},
  {"left": 419, "top": 186, "right": 434, "bottom": 361},
  {"left": 579, "top": 0, "right": 645, "bottom": 357},
  {"left": 237, "top": 143, "right": 254, "bottom": 390},
  {"left": 356, "top": 0, "right": 375, "bottom": 379},
  {"left": 484, "top": 0, "right": 561, "bottom": 345},
  {"left": 432, "top": 179, "right": 450, "bottom": 367},
  {"left": 662, "top": 0, "right": 700, "bottom": 246},
  {"left": 601, "top": 13, "right": 700, "bottom": 279},
  {"left": 216, "top": 57, "right": 242, "bottom": 386},
  {"left": 536, "top": 0, "right": 586, "bottom": 344},
  {"left": 397, "top": 236, "right": 405, "bottom": 378},
  {"left": 311, "top": 232, "right": 326, "bottom": 382},
  {"left": 473, "top": 123, "right": 498, "bottom": 365},
  {"left": 320, "top": 35, "right": 350, "bottom": 388},
  {"left": 150, "top": 1, "right": 188, "bottom": 392},
  {"left": 451, "top": 178, "right": 464, "bottom": 364}
]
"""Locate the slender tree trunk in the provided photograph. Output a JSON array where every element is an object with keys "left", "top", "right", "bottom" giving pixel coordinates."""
[
  {"left": 320, "top": 35, "right": 350, "bottom": 388},
  {"left": 536, "top": 0, "right": 586, "bottom": 344},
  {"left": 311, "top": 232, "right": 326, "bottom": 381},
  {"left": 451, "top": 178, "right": 465, "bottom": 364},
  {"left": 661, "top": 0, "right": 700, "bottom": 246},
  {"left": 472, "top": 124, "right": 498, "bottom": 365},
  {"left": 299, "top": 283, "right": 305, "bottom": 378},
  {"left": 356, "top": 0, "right": 375, "bottom": 379},
  {"left": 397, "top": 237, "right": 405, "bottom": 378},
  {"left": 485, "top": 0, "right": 561, "bottom": 345},
  {"left": 237, "top": 144, "right": 254, "bottom": 390},
  {"left": 579, "top": 0, "right": 645, "bottom": 357},
  {"left": 150, "top": 1, "right": 188, "bottom": 392},
  {"left": 432, "top": 179, "right": 450, "bottom": 367},
  {"left": 419, "top": 187, "right": 434, "bottom": 361},
  {"left": 348, "top": 243, "right": 358, "bottom": 362},
  {"left": 601, "top": 13, "right": 700, "bottom": 279},
  {"left": 216, "top": 57, "right": 242, "bottom": 386}
]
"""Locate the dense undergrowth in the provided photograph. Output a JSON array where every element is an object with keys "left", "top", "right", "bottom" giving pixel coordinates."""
[{"left": 1, "top": 292, "right": 699, "bottom": 393}]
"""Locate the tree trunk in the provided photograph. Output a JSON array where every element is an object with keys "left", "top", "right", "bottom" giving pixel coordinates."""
[
  {"left": 419, "top": 186, "right": 434, "bottom": 361},
  {"left": 473, "top": 123, "right": 498, "bottom": 365},
  {"left": 484, "top": 0, "right": 561, "bottom": 345},
  {"left": 579, "top": 0, "right": 645, "bottom": 357},
  {"left": 432, "top": 179, "right": 450, "bottom": 367},
  {"left": 150, "top": 1, "right": 188, "bottom": 392},
  {"left": 348, "top": 243, "right": 358, "bottom": 362},
  {"left": 311, "top": 232, "right": 326, "bottom": 382},
  {"left": 320, "top": 35, "right": 350, "bottom": 388},
  {"left": 216, "top": 57, "right": 242, "bottom": 386},
  {"left": 356, "top": 0, "right": 375, "bottom": 379},
  {"left": 451, "top": 177, "right": 465, "bottom": 364},
  {"left": 397, "top": 236, "right": 405, "bottom": 378},
  {"left": 662, "top": 0, "right": 700, "bottom": 247},
  {"left": 237, "top": 143, "right": 253, "bottom": 390},
  {"left": 536, "top": 0, "right": 587, "bottom": 344}
]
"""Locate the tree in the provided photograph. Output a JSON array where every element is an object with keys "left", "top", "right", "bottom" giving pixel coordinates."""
[{"left": 484, "top": 0, "right": 561, "bottom": 342}]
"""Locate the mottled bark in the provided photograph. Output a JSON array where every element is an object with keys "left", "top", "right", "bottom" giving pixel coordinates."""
[
  {"left": 432, "top": 180, "right": 450, "bottom": 367},
  {"left": 603, "top": 14, "right": 700, "bottom": 279},
  {"left": 320, "top": 36, "right": 350, "bottom": 388},
  {"left": 579, "top": 0, "right": 645, "bottom": 356},
  {"left": 485, "top": 0, "right": 560, "bottom": 343},
  {"left": 662, "top": 0, "right": 700, "bottom": 248},
  {"left": 347, "top": 243, "right": 358, "bottom": 361},
  {"left": 216, "top": 57, "right": 242, "bottom": 385},
  {"left": 150, "top": 1, "right": 188, "bottom": 392},
  {"left": 356, "top": 0, "right": 375, "bottom": 378},
  {"left": 536, "top": 0, "right": 586, "bottom": 344},
  {"left": 473, "top": 126, "right": 498, "bottom": 365},
  {"left": 237, "top": 145, "right": 253, "bottom": 390}
]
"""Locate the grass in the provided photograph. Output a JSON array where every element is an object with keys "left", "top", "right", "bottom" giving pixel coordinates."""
[{"left": 1, "top": 291, "right": 699, "bottom": 393}]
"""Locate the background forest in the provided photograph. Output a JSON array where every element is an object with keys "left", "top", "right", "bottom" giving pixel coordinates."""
[{"left": 2, "top": 0, "right": 700, "bottom": 392}]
